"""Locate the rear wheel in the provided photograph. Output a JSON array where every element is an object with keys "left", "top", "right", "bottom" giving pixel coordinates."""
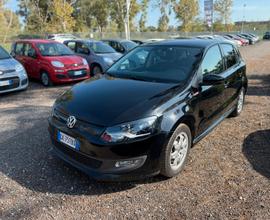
[
  {"left": 160, "top": 123, "right": 191, "bottom": 178},
  {"left": 231, "top": 87, "right": 245, "bottom": 117},
  {"left": 41, "top": 72, "right": 53, "bottom": 87},
  {"left": 91, "top": 65, "right": 102, "bottom": 76}
]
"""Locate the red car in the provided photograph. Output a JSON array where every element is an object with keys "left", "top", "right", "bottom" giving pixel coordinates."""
[{"left": 11, "top": 40, "right": 90, "bottom": 86}]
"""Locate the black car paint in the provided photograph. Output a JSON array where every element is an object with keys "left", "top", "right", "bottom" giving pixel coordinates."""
[{"left": 48, "top": 39, "right": 248, "bottom": 181}]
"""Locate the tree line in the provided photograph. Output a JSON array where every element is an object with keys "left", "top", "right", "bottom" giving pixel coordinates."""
[{"left": 4, "top": 0, "right": 235, "bottom": 35}]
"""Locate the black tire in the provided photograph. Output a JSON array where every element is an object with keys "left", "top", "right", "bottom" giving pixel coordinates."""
[
  {"left": 160, "top": 123, "right": 192, "bottom": 178},
  {"left": 230, "top": 87, "right": 245, "bottom": 117},
  {"left": 40, "top": 72, "right": 53, "bottom": 87},
  {"left": 91, "top": 65, "right": 102, "bottom": 76}
]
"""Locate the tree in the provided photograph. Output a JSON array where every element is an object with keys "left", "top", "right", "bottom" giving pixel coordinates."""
[
  {"left": 214, "top": 0, "right": 233, "bottom": 32},
  {"left": 158, "top": 14, "right": 169, "bottom": 32},
  {"left": 155, "top": 0, "right": 174, "bottom": 32},
  {"left": 48, "top": 0, "right": 76, "bottom": 32},
  {"left": 174, "top": 0, "right": 199, "bottom": 32},
  {"left": 109, "top": 0, "right": 140, "bottom": 36},
  {"left": 91, "top": 0, "right": 110, "bottom": 34},
  {"left": 139, "top": 0, "right": 149, "bottom": 32}
]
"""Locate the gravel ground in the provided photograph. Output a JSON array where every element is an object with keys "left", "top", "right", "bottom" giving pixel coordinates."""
[{"left": 0, "top": 41, "right": 270, "bottom": 220}]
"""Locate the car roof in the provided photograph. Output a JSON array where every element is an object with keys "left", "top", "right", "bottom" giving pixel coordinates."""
[
  {"left": 145, "top": 39, "right": 226, "bottom": 48},
  {"left": 15, "top": 39, "right": 57, "bottom": 43},
  {"left": 102, "top": 39, "right": 132, "bottom": 43},
  {"left": 64, "top": 39, "right": 100, "bottom": 43}
]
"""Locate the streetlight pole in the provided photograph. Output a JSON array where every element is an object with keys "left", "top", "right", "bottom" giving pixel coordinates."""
[
  {"left": 125, "top": 0, "right": 131, "bottom": 40},
  {"left": 241, "top": 3, "right": 246, "bottom": 33}
]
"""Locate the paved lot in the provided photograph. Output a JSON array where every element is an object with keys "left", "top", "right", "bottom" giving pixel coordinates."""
[{"left": 0, "top": 42, "right": 270, "bottom": 219}]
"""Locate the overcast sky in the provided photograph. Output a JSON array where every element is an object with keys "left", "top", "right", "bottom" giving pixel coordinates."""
[{"left": 5, "top": 0, "right": 270, "bottom": 27}]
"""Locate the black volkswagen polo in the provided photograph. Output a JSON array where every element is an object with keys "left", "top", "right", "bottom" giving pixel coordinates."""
[{"left": 48, "top": 39, "right": 247, "bottom": 181}]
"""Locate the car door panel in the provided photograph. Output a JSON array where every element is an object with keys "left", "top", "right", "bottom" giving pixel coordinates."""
[{"left": 196, "top": 44, "right": 227, "bottom": 135}]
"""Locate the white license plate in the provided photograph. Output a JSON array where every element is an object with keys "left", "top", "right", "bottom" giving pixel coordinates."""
[
  {"left": 57, "top": 131, "right": 80, "bottom": 150},
  {"left": 74, "top": 71, "right": 82, "bottom": 76},
  {"left": 0, "top": 80, "right": 11, "bottom": 86}
]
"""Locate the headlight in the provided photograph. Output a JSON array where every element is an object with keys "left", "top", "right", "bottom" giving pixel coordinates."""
[
  {"left": 101, "top": 116, "right": 157, "bottom": 143},
  {"left": 15, "top": 64, "right": 24, "bottom": 72},
  {"left": 82, "top": 58, "right": 88, "bottom": 66},
  {"left": 103, "top": 57, "right": 114, "bottom": 65},
  {"left": 51, "top": 61, "right": 64, "bottom": 68}
]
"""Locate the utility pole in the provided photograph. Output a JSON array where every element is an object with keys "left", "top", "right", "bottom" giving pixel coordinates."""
[{"left": 241, "top": 3, "right": 246, "bottom": 33}]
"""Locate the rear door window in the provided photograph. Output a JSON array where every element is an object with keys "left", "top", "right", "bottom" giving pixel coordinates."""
[
  {"left": 201, "top": 45, "right": 224, "bottom": 75},
  {"left": 66, "top": 41, "right": 76, "bottom": 51},
  {"left": 221, "top": 44, "right": 238, "bottom": 69},
  {"left": 15, "top": 43, "right": 25, "bottom": 56}
]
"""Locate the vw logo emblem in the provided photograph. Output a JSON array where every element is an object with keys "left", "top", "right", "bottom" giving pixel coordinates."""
[{"left": 66, "top": 116, "right": 77, "bottom": 129}]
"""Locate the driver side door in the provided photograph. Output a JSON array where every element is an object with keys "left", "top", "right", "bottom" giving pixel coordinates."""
[{"left": 197, "top": 44, "right": 227, "bottom": 135}]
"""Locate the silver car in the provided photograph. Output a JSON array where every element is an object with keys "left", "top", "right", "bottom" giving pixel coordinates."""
[{"left": 0, "top": 46, "right": 28, "bottom": 94}]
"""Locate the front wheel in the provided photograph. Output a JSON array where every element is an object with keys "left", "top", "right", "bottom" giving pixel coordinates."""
[
  {"left": 160, "top": 123, "right": 191, "bottom": 178},
  {"left": 231, "top": 88, "right": 245, "bottom": 117},
  {"left": 41, "top": 72, "right": 53, "bottom": 87},
  {"left": 91, "top": 65, "right": 102, "bottom": 76}
]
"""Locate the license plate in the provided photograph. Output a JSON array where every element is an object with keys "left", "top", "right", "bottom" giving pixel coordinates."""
[
  {"left": 74, "top": 71, "right": 82, "bottom": 76},
  {"left": 0, "top": 80, "right": 11, "bottom": 86},
  {"left": 57, "top": 131, "right": 80, "bottom": 150}
]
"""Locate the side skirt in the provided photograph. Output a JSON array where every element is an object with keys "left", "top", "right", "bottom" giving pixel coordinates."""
[{"left": 193, "top": 107, "right": 235, "bottom": 144}]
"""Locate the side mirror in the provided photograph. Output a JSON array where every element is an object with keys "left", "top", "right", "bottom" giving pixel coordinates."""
[{"left": 202, "top": 74, "right": 225, "bottom": 86}]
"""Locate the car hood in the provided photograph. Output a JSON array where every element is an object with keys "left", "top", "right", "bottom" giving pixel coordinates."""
[
  {"left": 0, "top": 58, "right": 19, "bottom": 71},
  {"left": 45, "top": 55, "right": 83, "bottom": 65},
  {"left": 55, "top": 76, "right": 181, "bottom": 126},
  {"left": 97, "top": 52, "right": 122, "bottom": 62}
]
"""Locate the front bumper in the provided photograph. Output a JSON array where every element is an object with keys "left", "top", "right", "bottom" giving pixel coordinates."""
[
  {"left": 51, "top": 66, "right": 90, "bottom": 84},
  {"left": 48, "top": 117, "right": 167, "bottom": 181},
  {"left": 0, "top": 71, "right": 28, "bottom": 94}
]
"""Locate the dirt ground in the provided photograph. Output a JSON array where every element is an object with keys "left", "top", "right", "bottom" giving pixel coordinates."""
[{"left": 0, "top": 41, "right": 269, "bottom": 220}]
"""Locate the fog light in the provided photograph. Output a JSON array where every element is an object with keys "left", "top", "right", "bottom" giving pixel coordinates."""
[{"left": 114, "top": 156, "right": 147, "bottom": 170}]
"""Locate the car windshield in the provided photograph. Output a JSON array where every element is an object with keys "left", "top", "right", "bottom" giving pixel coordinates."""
[
  {"left": 121, "top": 41, "right": 137, "bottom": 51},
  {"left": 107, "top": 45, "right": 203, "bottom": 84},
  {"left": 0, "top": 46, "right": 11, "bottom": 60},
  {"left": 89, "top": 42, "right": 116, "bottom": 53},
  {"left": 37, "top": 43, "right": 74, "bottom": 56}
]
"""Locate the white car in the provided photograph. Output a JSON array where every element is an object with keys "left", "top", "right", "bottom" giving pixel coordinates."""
[
  {"left": 47, "top": 34, "right": 77, "bottom": 43},
  {"left": 0, "top": 46, "right": 28, "bottom": 94}
]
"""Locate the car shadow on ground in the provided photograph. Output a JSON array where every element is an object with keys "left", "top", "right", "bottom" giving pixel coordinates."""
[
  {"left": 247, "top": 73, "right": 270, "bottom": 96},
  {"left": 242, "top": 129, "right": 270, "bottom": 179},
  {"left": 0, "top": 105, "right": 167, "bottom": 196}
]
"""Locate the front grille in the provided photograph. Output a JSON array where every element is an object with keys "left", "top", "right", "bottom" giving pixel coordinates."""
[
  {"left": 54, "top": 141, "right": 102, "bottom": 169},
  {"left": 53, "top": 109, "right": 105, "bottom": 137},
  {"left": 67, "top": 69, "right": 87, "bottom": 79},
  {"left": 0, "top": 77, "right": 20, "bottom": 91},
  {"left": 0, "top": 69, "right": 16, "bottom": 74}
]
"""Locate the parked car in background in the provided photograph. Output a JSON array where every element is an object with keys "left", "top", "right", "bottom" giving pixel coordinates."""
[
  {"left": 11, "top": 40, "right": 90, "bottom": 86},
  {"left": 49, "top": 39, "right": 247, "bottom": 180},
  {"left": 237, "top": 33, "right": 255, "bottom": 45},
  {"left": 64, "top": 39, "right": 122, "bottom": 75},
  {"left": 101, "top": 39, "right": 137, "bottom": 54},
  {"left": 244, "top": 33, "right": 259, "bottom": 42},
  {"left": 0, "top": 46, "right": 28, "bottom": 94},
  {"left": 263, "top": 32, "right": 270, "bottom": 40},
  {"left": 48, "top": 34, "right": 78, "bottom": 43},
  {"left": 132, "top": 40, "right": 145, "bottom": 45},
  {"left": 225, "top": 34, "right": 249, "bottom": 46}
]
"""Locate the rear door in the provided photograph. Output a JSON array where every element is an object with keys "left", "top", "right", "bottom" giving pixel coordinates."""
[
  {"left": 220, "top": 43, "right": 245, "bottom": 112},
  {"left": 76, "top": 42, "right": 90, "bottom": 60},
  {"left": 23, "top": 43, "right": 40, "bottom": 78},
  {"left": 197, "top": 44, "right": 226, "bottom": 134},
  {"left": 13, "top": 42, "right": 26, "bottom": 65}
]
